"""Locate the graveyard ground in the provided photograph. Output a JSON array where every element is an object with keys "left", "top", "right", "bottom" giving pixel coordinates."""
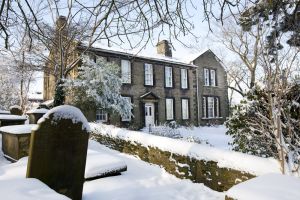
[{"left": 0, "top": 135, "right": 224, "bottom": 200}]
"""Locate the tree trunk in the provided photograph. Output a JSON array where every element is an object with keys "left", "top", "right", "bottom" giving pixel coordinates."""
[
  {"left": 250, "top": 70, "right": 256, "bottom": 88},
  {"left": 53, "top": 79, "right": 66, "bottom": 107}
]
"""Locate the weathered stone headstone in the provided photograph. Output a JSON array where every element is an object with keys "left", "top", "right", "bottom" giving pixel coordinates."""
[
  {"left": 10, "top": 105, "right": 22, "bottom": 115},
  {"left": 26, "top": 105, "right": 90, "bottom": 200},
  {"left": 26, "top": 108, "right": 49, "bottom": 124}
]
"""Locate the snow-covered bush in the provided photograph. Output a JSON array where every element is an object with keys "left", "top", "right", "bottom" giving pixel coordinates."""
[
  {"left": 185, "top": 135, "right": 212, "bottom": 146},
  {"left": 64, "top": 56, "right": 133, "bottom": 118},
  {"left": 226, "top": 85, "right": 300, "bottom": 172},
  {"left": 149, "top": 121, "right": 182, "bottom": 139}
]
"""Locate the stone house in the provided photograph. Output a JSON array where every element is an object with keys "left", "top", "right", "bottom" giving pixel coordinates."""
[{"left": 44, "top": 39, "right": 229, "bottom": 128}]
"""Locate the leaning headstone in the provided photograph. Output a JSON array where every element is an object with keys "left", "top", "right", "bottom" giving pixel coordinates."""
[
  {"left": 26, "top": 105, "right": 90, "bottom": 200},
  {"left": 26, "top": 108, "right": 49, "bottom": 124},
  {"left": 10, "top": 105, "right": 22, "bottom": 115}
]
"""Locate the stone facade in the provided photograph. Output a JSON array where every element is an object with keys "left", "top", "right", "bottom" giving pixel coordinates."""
[{"left": 44, "top": 43, "right": 229, "bottom": 128}]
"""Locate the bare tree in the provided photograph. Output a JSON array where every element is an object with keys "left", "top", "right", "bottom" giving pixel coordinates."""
[{"left": 217, "top": 18, "right": 264, "bottom": 97}]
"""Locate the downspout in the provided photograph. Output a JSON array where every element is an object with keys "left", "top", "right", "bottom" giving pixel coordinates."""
[{"left": 196, "top": 64, "right": 200, "bottom": 126}]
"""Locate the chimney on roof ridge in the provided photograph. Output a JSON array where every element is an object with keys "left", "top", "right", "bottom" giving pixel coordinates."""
[{"left": 156, "top": 40, "right": 172, "bottom": 57}]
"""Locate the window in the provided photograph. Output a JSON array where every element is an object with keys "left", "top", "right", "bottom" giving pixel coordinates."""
[
  {"left": 207, "top": 97, "right": 215, "bottom": 118},
  {"left": 215, "top": 97, "right": 219, "bottom": 117},
  {"left": 96, "top": 109, "right": 107, "bottom": 122},
  {"left": 166, "top": 98, "right": 174, "bottom": 120},
  {"left": 122, "top": 97, "right": 132, "bottom": 121},
  {"left": 204, "top": 68, "right": 217, "bottom": 86},
  {"left": 204, "top": 68, "right": 210, "bottom": 86},
  {"left": 202, "top": 96, "right": 220, "bottom": 118},
  {"left": 145, "top": 63, "right": 153, "bottom": 86},
  {"left": 202, "top": 97, "right": 206, "bottom": 118},
  {"left": 121, "top": 60, "right": 131, "bottom": 84},
  {"left": 181, "top": 68, "right": 188, "bottom": 89},
  {"left": 181, "top": 99, "right": 189, "bottom": 120},
  {"left": 210, "top": 69, "right": 216, "bottom": 86},
  {"left": 165, "top": 66, "right": 173, "bottom": 87}
]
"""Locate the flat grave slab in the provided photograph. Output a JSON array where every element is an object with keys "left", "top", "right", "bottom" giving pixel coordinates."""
[
  {"left": 0, "top": 125, "right": 36, "bottom": 161},
  {"left": 0, "top": 115, "right": 27, "bottom": 127}
]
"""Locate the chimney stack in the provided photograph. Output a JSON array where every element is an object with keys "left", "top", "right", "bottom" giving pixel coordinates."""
[{"left": 156, "top": 40, "right": 172, "bottom": 57}]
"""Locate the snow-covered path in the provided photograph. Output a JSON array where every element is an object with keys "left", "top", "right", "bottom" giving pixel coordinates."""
[{"left": 84, "top": 141, "right": 224, "bottom": 200}]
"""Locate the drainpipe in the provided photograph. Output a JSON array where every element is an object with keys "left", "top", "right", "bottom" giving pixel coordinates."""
[{"left": 196, "top": 65, "right": 200, "bottom": 126}]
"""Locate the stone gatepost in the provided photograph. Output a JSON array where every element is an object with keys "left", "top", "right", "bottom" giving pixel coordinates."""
[{"left": 26, "top": 105, "right": 90, "bottom": 200}]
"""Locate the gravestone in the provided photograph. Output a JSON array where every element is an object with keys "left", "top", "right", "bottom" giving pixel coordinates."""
[
  {"left": 10, "top": 105, "right": 22, "bottom": 115},
  {"left": 26, "top": 105, "right": 90, "bottom": 200},
  {"left": 26, "top": 108, "right": 49, "bottom": 124}
]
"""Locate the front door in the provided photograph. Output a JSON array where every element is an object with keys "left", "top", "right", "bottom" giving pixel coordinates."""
[{"left": 145, "top": 103, "right": 155, "bottom": 127}]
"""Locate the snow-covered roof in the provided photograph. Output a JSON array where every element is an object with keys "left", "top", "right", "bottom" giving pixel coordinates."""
[
  {"left": 0, "top": 125, "right": 37, "bottom": 134},
  {"left": 79, "top": 44, "right": 198, "bottom": 68},
  {"left": 227, "top": 173, "right": 300, "bottom": 200},
  {"left": 36, "top": 105, "right": 90, "bottom": 132}
]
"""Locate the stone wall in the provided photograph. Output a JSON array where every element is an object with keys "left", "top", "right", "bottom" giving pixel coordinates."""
[{"left": 91, "top": 133, "right": 255, "bottom": 192}]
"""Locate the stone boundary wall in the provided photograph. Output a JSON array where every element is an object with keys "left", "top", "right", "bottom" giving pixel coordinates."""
[{"left": 91, "top": 133, "right": 255, "bottom": 192}]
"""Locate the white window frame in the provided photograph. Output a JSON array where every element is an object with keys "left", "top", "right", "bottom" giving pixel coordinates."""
[
  {"left": 210, "top": 69, "right": 216, "bottom": 86},
  {"left": 204, "top": 68, "right": 210, "bottom": 86},
  {"left": 144, "top": 63, "right": 153, "bottom": 86},
  {"left": 165, "top": 66, "right": 173, "bottom": 87},
  {"left": 166, "top": 98, "right": 174, "bottom": 120},
  {"left": 122, "top": 97, "right": 132, "bottom": 121},
  {"left": 202, "top": 97, "right": 207, "bottom": 118},
  {"left": 96, "top": 109, "right": 108, "bottom": 122},
  {"left": 121, "top": 60, "right": 131, "bottom": 84},
  {"left": 181, "top": 68, "right": 188, "bottom": 89},
  {"left": 181, "top": 99, "right": 189, "bottom": 120},
  {"left": 215, "top": 97, "right": 220, "bottom": 117},
  {"left": 207, "top": 97, "right": 215, "bottom": 118}
]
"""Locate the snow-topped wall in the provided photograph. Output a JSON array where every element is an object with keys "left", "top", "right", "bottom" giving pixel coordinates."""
[{"left": 91, "top": 123, "right": 281, "bottom": 192}]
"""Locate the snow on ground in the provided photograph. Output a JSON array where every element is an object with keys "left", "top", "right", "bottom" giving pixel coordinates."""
[
  {"left": 91, "top": 123, "right": 281, "bottom": 176},
  {"left": 0, "top": 139, "right": 224, "bottom": 200},
  {"left": 142, "top": 125, "right": 232, "bottom": 150},
  {"left": 177, "top": 125, "right": 232, "bottom": 150},
  {"left": 84, "top": 140, "right": 224, "bottom": 200},
  {"left": 226, "top": 173, "right": 300, "bottom": 200},
  {"left": 26, "top": 108, "right": 49, "bottom": 114},
  {"left": 0, "top": 178, "right": 70, "bottom": 200}
]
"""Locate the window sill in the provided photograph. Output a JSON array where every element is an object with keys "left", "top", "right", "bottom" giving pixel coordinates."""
[{"left": 201, "top": 117, "right": 223, "bottom": 119}]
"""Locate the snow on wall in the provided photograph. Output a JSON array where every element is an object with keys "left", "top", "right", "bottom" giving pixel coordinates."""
[
  {"left": 36, "top": 105, "right": 90, "bottom": 132},
  {"left": 91, "top": 123, "right": 281, "bottom": 176}
]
